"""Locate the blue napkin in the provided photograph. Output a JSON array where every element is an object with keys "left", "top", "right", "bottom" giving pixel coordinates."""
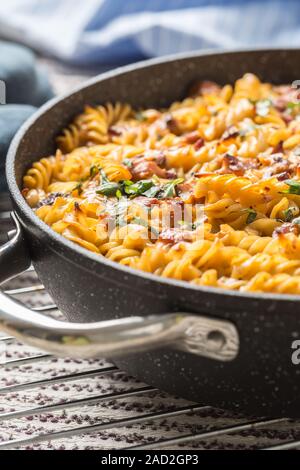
[
  {"left": 0, "top": 41, "right": 54, "bottom": 192},
  {"left": 0, "top": 0, "right": 299, "bottom": 65},
  {"left": 0, "top": 41, "right": 54, "bottom": 105}
]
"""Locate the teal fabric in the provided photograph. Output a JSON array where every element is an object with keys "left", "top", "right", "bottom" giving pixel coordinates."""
[
  {"left": 32, "top": 68, "right": 55, "bottom": 107},
  {"left": 0, "top": 104, "right": 37, "bottom": 192},
  {"left": 0, "top": 41, "right": 54, "bottom": 106},
  {"left": 0, "top": 41, "right": 54, "bottom": 192},
  {"left": 0, "top": 104, "right": 36, "bottom": 168}
]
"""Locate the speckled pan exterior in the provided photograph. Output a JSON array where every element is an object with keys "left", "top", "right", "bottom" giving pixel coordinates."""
[{"left": 6, "top": 49, "right": 300, "bottom": 417}]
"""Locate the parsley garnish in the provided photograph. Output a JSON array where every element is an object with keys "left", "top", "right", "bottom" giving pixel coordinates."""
[
  {"left": 283, "top": 207, "right": 299, "bottom": 222},
  {"left": 283, "top": 180, "right": 300, "bottom": 195},
  {"left": 245, "top": 209, "right": 257, "bottom": 224},
  {"left": 73, "top": 181, "right": 83, "bottom": 195},
  {"left": 283, "top": 208, "right": 294, "bottom": 222},
  {"left": 96, "top": 170, "right": 121, "bottom": 196},
  {"left": 160, "top": 178, "right": 184, "bottom": 198},
  {"left": 287, "top": 101, "right": 300, "bottom": 112},
  {"left": 143, "top": 185, "right": 161, "bottom": 198},
  {"left": 135, "top": 112, "right": 147, "bottom": 122},
  {"left": 89, "top": 165, "right": 100, "bottom": 178},
  {"left": 123, "top": 158, "right": 133, "bottom": 168},
  {"left": 116, "top": 189, "right": 122, "bottom": 199},
  {"left": 96, "top": 172, "right": 184, "bottom": 200},
  {"left": 123, "top": 179, "right": 155, "bottom": 196},
  {"left": 96, "top": 181, "right": 121, "bottom": 197}
]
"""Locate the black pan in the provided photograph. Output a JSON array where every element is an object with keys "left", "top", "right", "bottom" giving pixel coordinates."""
[{"left": 1, "top": 49, "right": 300, "bottom": 418}]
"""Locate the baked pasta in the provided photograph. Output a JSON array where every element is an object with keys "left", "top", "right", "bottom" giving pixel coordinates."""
[{"left": 23, "top": 73, "right": 300, "bottom": 295}]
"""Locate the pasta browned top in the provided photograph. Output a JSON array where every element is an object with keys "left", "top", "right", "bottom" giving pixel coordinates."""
[{"left": 23, "top": 73, "right": 300, "bottom": 294}]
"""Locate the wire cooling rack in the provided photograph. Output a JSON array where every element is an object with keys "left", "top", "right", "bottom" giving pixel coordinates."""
[{"left": 1, "top": 194, "right": 300, "bottom": 450}]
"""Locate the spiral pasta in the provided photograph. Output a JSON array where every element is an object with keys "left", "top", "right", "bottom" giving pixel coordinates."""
[{"left": 22, "top": 73, "right": 300, "bottom": 294}]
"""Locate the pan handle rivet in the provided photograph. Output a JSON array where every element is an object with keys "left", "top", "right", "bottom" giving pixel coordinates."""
[{"left": 206, "top": 330, "right": 226, "bottom": 351}]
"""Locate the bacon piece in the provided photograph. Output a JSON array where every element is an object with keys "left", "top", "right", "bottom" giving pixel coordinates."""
[
  {"left": 273, "top": 97, "right": 287, "bottom": 112},
  {"left": 261, "top": 153, "right": 296, "bottom": 179},
  {"left": 273, "top": 223, "right": 300, "bottom": 237},
  {"left": 131, "top": 160, "right": 166, "bottom": 180},
  {"left": 184, "top": 131, "right": 200, "bottom": 144},
  {"left": 194, "top": 138, "right": 205, "bottom": 150},
  {"left": 274, "top": 85, "right": 300, "bottom": 105},
  {"left": 273, "top": 85, "right": 300, "bottom": 122},
  {"left": 217, "top": 154, "right": 256, "bottom": 176},
  {"left": 159, "top": 228, "right": 193, "bottom": 244},
  {"left": 188, "top": 80, "right": 221, "bottom": 97},
  {"left": 221, "top": 126, "right": 239, "bottom": 141},
  {"left": 183, "top": 132, "right": 205, "bottom": 150},
  {"left": 272, "top": 142, "right": 284, "bottom": 154},
  {"left": 164, "top": 114, "right": 180, "bottom": 135},
  {"left": 276, "top": 171, "right": 291, "bottom": 181},
  {"left": 177, "top": 182, "right": 192, "bottom": 193},
  {"left": 108, "top": 126, "right": 122, "bottom": 136},
  {"left": 134, "top": 196, "right": 160, "bottom": 207},
  {"left": 135, "top": 196, "right": 184, "bottom": 206},
  {"left": 130, "top": 150, "right": 176, "bottom": 180},
  {"left": 282, "top": 113, "right": 294, "bottom": 124}
]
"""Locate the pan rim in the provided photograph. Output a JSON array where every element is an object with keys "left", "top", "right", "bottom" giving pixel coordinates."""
[{"left": 7, "top": 46, "right": 300, "bottom": 304}]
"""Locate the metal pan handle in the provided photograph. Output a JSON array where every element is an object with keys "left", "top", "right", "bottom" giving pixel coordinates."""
[{"left": 0, "top": 213, "right": 239, "bottom": 361}]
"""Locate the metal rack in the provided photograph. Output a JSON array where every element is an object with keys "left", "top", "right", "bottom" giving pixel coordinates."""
[{"left": 0, "top": 194, "right": 300, "bottom": 450}]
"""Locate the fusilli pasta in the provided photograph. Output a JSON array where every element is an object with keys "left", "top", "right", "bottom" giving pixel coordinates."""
[{"left": 22, "top": 74, "right": 300, "bottom": 294}]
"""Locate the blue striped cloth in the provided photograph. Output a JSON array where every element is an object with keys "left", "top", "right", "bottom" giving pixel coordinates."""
[{"left": 0, "top": 0, "right": 299, "bottom": 65}]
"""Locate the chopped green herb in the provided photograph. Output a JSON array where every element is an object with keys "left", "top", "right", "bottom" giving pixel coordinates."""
[
  {"left": 255, "top": 99, "right": 272, "bottom": 117},
  {"left": 73, "top": 181, "right": 83, "bottom": 195},
  {"left": 108, "top": 199, "right": 129, "bottom": 228},
  {"left": 287, "top": 101, "right": 300, "bottom": 112},
  {"left": 159, "top": 178, "right": 184, "bottom": 198},
  {"left": 96, "top": 181, "right": 121, "bottom": 197},
  {"left": 123, "top": 179, "right": 155, "bottom": 197},
  {"left": 135, "top": 112, "right": 147, "bottom": 122},
  {"left": 191, "top": 220, "right": 205, "bottom": 230},
  {"left": 123, "top": 179, "right": 134, "bottom": 187},
  {"left": 100, "top": 170, "right": 110, "bottom": 184},
  {"left": 123, "top": 158, "right": 133, "bottom": 168},
  {"left": 178, "top": 220, "right": 198, "bottom": 230},
  {"left": 283, "top": 179, "right": 300, "bottom": 195},
  {"left": 283, "top": 207, "right": 299, "bottom": 222},
  {"left": 96, "top": 169, "right": 123, "bottom": 195},
  {"left": 151, "top": 174, "right": 161, "bottom": 185},
  {"left": 116, "top": 189, "right": 122, "bottom": 199},
  {"left": 283, "top": 208, "right": 294, "bottom": 222},
  {"left": 89, "top": 165, "right": 100, "bottom": 178},
  {"left": 245, "top": 209, "right": 257, "bottom": 224},
  {"left": 95, "top": 173, "right": 184, "bottom": 200},
  {"left": 143, "top": 185, "right": 161, "bottom": 198}
]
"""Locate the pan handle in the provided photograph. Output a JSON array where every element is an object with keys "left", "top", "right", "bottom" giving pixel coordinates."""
[{"left": 0, "top": 213, "right": 239, "bottom": 361}]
